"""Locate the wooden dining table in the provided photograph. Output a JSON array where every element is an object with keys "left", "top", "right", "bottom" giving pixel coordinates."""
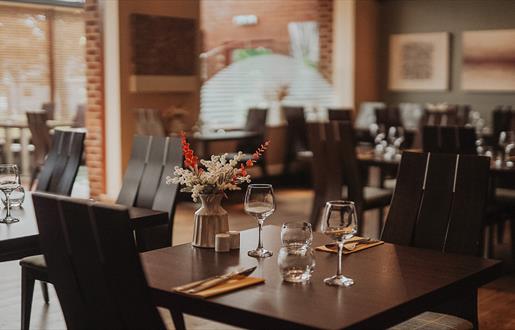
[
  {"left": 189, "top": 130, "right": 260, "bottom": 157},
  {"left": 0, "top": 192, "right": 169, "bottom": 262},
  {"left": 142, "top": 225, "right": 502, "bottom": 329}
]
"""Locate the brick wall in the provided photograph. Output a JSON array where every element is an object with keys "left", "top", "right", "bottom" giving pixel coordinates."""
[
  {"left": 200, "top": 0, "right": 333, "bottom": 81},
  {"left": 84, "top": 0, "right": 105, "bottom": 197}
]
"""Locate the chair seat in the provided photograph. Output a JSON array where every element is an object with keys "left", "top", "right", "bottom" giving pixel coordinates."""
[
  {"left": 20, "top": 254, "right": 47, "bottom": 271},
  {"left": 389, "top": 311, "right": 472, "bottom": 330}
]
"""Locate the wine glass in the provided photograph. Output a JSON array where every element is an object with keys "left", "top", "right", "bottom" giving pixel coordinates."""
[
  {"left": 499, "top": 131, "right": 515, "bottom": 164},
  {"left": 0, "top": 164, "right": 20, "bottom": 224},
  {"left": 245, "top": 184, "right": 276, "bottom": 258},
  {"left": 321, "top": 201, "right": 358, "bottom": 287}
]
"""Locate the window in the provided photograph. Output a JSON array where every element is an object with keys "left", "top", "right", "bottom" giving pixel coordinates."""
[{"left": 0, "top": 3, "right": 85, "bottom": 120}]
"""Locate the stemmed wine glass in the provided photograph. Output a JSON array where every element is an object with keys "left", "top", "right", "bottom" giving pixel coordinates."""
[
  {"left": 245, "top": 184, "right": 276, "bottom": 258},
  {"left": 0, "top": 164, "right": 20, "bottom": 224},
  {"left": 499, "top": 131, "right": 515, "bottom": 164},
  {"left": 321, "top": 201, "right": 358, "bottom": 287}
]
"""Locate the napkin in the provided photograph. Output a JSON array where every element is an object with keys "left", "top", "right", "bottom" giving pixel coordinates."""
[
  {"left": 174, "top": 275, "right": 265, "bottom": 298},
  {"left": 316, "top": 237, "right": 384, "bottom": 255}
]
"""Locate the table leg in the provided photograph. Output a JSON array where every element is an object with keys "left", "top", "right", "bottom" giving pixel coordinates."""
[{"left": 20, "top": 128, "right": 30, "bottom": 176}]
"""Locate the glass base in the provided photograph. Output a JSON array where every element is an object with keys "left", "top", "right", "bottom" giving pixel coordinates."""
[
  {"left": 324, "top": 274, "right": 354, "bottom": 287},
  {"left": 248, "top": 248, "right": 273, "bottom": 258},
  {"left": 0, "top": 216, "right": 19, "bottom": 224}
]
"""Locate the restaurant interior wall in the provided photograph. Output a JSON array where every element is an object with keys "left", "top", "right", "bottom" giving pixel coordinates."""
[
  {"left": 378, "top": 0, "right": 515, "bottom": 124},
  {"left": 117, "top": 0, "right": 200, "bottom": 172}
]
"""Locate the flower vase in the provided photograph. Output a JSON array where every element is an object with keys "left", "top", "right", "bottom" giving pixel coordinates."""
[{"left": 192, "top": 194, "right": 229, "bottom": 248}]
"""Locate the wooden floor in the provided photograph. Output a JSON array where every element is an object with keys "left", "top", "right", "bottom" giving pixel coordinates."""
[{"left": 1, "top": 188, "right": 515, "bottom": 329}]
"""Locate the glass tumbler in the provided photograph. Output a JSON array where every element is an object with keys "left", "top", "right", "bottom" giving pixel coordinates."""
[
  {"left": 277, "top": 246, "right": 316, "bottom": 284},
  {"left": 281, "top": 221, "right": 313, "bottom": 248}
]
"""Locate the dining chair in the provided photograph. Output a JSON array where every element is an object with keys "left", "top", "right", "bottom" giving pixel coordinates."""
[
  {"left": 26, "top": 111, "right": 52, "bottom": 188},
  {"left": 422, "top": 107, "right": 458, "bottom": 126},
  {"left": 41, "top": 102, "right": 55, "bottom": 120},
  {"left": 31, "top": 192, "right": 174, "bottom": 329},
  {"left": 374, "top": 106, "right": 403, "bottom": 132},
  {"left": 422, "top": 125, "right": 477, "bottom": 154},
  {"left": 307, "top": 121, "right": 393, "bottom": 233},
  {"left": 492, "top": 106, "right": 513, "bottom": 147},
  {"left": 283, "top": 105, "right": 311, "bottom": 176},
  {"left": 20, "top": 129, "right": 86, "bottom": 329},
  {"left": 35, "top": 129, "right": 86, "bottom": 195},
  {"left": 327, "top": 108, "right": 353, "bottom": 122},
  {"left": 116, "top": 135, "right": 182, "bottom": 250},
  {"left": 456, "top": 104, "right": 472, "bottom": 126},
  {"left": 382, "top": 152, "right": 490, "bottom": 329},
  {"left": 227, "top": 108, "right": 268, "bottom": 176}
]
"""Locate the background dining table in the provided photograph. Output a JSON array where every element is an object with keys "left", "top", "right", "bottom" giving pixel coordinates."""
[
  {"left": 189, "top": 130, "right": 260, "bottom": 157},
  {"left": 0, "top": 192, "right": 169, "bottom": 262},
  {"left": 142, "top": 225, "right": 501, "bottom": 329}
]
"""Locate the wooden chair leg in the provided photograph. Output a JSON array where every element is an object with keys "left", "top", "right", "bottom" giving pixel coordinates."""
[
  {"left": 40, "top": 281, "right": 49, "bottom": 304},
  {"left": 21, "top": 267, "right": 36, "bottom": 330},
  {"left": 169, "top": 309, "right": 186, "bottom": 330}
]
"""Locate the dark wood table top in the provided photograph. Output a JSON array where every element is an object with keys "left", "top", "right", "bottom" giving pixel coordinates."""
[
  {"left": 142, "top": 225, "right": 502, "bottom": 329},
  {"left": 0, "top": 192, "right": 168, "bottom": 262},
  {"left": 190, "top": 130, "right": 260, "bottom": 142},
  {"left": 357, "top": 149, "right": 515, "bottom": 176}
]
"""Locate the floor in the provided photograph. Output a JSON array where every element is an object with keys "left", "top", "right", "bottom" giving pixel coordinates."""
[{"left": 1, "top": 184, "right": 515, "bottom": 329}]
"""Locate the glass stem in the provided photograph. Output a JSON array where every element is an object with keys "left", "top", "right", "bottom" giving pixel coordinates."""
[
  {"left": 5, "top": 192, "right": 11, "bottom": 219},
  {"left": 257, "top": 218, "right": 264, "bottom": 250},
  {"left": 337, "top": 242, "right": 344, "bottom": 276}
]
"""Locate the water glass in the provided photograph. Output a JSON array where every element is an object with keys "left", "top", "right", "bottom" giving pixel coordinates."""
[
  {"left": 1, "top": 174, "right": 24, "bottom": 208},
  {"left": 277, "top": 246, "right": 315, "bottom": 284},
  {"left": 281, "top": 221, "right": 313, "bottom": 248},
  {"left": 0, "top": 164, "right": 21, "bottom": 224},
  {"left": 245, "top": 184, "right": 276, "bottom": 258},
  {"left": 321, "top": 201, "right": 358, "bottom": 287}
]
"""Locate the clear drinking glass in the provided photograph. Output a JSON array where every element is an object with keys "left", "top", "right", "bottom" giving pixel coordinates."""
[
  {"left": 277, "top": 246, "right": 315, "bottom": 283},
  {"left": 245, "top": 184, "right": 276, "bottom": 258},
  {"left": 281, "top": 221, "right": 313, "bottom": 248},
  {"left": 1, "top": 173, "right": 24, "bottom": 208},
  {"left": 321, "top": 201, "right": 358, "bottom": 287},
  {"left": 0, "top": 164, "right": 20, "bottom": 224},
  {"left": 499, "top": 131, "right": 515, "bottom": 164}
]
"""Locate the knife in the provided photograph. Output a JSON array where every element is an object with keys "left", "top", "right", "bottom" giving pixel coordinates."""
[{"left": 184, "top": 266, "right": 257, "bottom": 294}]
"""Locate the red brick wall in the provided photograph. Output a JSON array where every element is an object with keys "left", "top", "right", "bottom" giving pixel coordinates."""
[
  {"left": 84, "top": 0, "right": 105, "bottom": 197},
  {"left": 200, "top": 0, "right": 333, "bottom": 80}
]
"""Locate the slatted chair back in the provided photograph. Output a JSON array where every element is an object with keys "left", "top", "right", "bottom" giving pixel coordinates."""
[
  {"left": 237, "top": 108, "right": 268, "bottom": 153},
  {"left": 57, "top": 130, "right": 86, "bottom": 195},
  {"left": 59, "top": 197, "right": 122, "bottom": 328},
  {"left": 91, "top": 202, "right": 166, "bottom": 330},
  {"left": 41, "top": 102, "right": 55, "bottom": 120},
  {"left": 116, "top": 135, "right": 152, "bottom": 206},
  {"left": 328, "top": 108, "right": 353, "bottom": 122},
  {"left": 422, "top": 126, "right": 477, "bottom": 154},
  {"left": 26, "top": 111, "right": 52, "bottom": 165},
  {"left": 36, "top": 130, "right": 64, "bottom": 192},
  {"left": 31, "top": 192, "right": 92, "bottom": 329},
  {"left": 284, "top": 105, "right": 308, "bottom": 153},
  {"left": 456, "top": 104, "right": 471, "bottom": 126},
  {"left": 375, "top": 106, "right": 402, "bottom": 131},
  {"left": 46, "top": 130, "right": 86, "bottom": 195},
  {"left": 381, "top": 152, "right": 490, "bottom": 256},
  {"left": 136, "top": 136, "right": 167, "bottom": 209},
  {"left": 307, "top": 122, "right": 364, "bottom": 225},
  {"left": 422, "top": 108, "right": 458, "bottom": 126},
  {"left": 117, "top": 135, "right": 183, "bottom": 249},
  {"left": 328, "top": 121, "right": 365, "bottom": 216}
]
